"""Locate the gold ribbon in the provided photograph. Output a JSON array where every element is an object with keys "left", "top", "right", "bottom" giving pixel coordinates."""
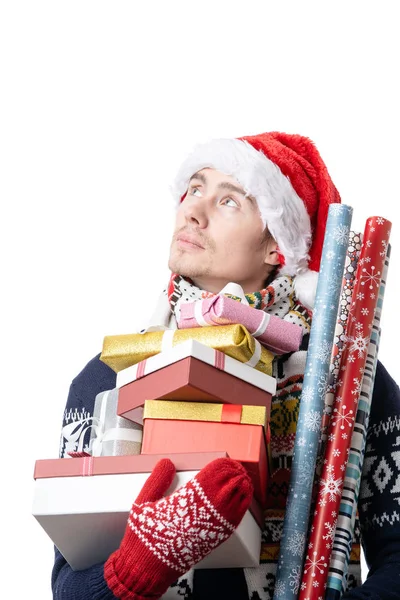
[{"left": 143, "top": 399, "right": 267, "bottom": 427}]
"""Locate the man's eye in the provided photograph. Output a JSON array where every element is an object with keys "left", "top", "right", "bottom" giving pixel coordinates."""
[
  {"left": 189, "top": 187, "right": 202, "bottom": 197},
  {"left": 222, "top": 197, "right": 239, "bottom": 207}
]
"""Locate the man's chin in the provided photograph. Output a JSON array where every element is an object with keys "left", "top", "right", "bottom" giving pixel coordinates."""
[{"left": 168, "top": 257, "right": 205, "bottom": 279}]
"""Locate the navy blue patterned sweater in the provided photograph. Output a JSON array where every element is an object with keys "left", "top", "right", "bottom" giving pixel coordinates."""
[{"left": 51, "top": 355, "right": 400, "bottom": 600}]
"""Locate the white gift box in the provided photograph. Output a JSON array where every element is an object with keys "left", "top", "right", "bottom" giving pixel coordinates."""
[
  {"left": 33, "top": 453, "right": 262, "bottom": 571},
  {"left": 116, "top": 338, "right": 276, "bottom": 394}
]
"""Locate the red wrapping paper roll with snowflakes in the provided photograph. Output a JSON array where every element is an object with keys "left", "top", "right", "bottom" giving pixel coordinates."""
[{"left": 299, "top": 216, "right": 391, "bottom": 600}]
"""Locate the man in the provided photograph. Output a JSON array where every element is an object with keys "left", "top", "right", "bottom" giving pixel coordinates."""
[{"left": 52, "top": 132, "right": 400, "bottom": 600}]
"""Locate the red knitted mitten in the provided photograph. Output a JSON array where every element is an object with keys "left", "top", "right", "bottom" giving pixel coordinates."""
[{"left": 104, "top": 457, "right": 253, "bottom": 600}]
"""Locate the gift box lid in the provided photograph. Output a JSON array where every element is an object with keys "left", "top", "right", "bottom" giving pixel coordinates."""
[
  {"left": 34, "top": 452, "right": 229, "bottom": 479},
  {"left": 143, "top": 400, "right": 268, "bottom": 428},
  {"left": 116, "top": 339, "right": 277, "bottom": 395}
]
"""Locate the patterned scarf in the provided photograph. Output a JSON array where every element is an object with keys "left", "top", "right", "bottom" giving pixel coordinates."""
[{"left": 163, "top": 274, "right": 361, "bottom": 600}]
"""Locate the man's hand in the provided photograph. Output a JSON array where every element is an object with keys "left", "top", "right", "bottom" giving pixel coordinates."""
[{"left": 104, "top": 457, "right": 253, "bottom": 600}]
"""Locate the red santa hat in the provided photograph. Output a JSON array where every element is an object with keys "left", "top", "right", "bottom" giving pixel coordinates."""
[{"left": 171, "top": 131, "right": 341, "bottom": 310}]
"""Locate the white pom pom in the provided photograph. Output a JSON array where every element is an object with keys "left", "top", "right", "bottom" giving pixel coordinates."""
[{"left": 293, "top": 269, "right": 319, "bottom": 311}]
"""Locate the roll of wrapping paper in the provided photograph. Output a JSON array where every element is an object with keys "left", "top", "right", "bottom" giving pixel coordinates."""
[
  {"left": 100, "top": 324, "right": 274, "bottom": 375},
  {"left": 325, "top": 245, "right": 391, "bottom": 600},
  {"left": 317, "top": 232, "right": 363, "bottom": 474},
  {"left": 178, "top": 294, "right": 303, "bottom": 355},
  {"left": 329, "top": 232, "right": 364, "bottom": 391},
  {"left": 272, "top": 204, "right": 353, "bottom": 600},
  {"left": 299, "top": 217, "right": 392, "bottom": 600}
]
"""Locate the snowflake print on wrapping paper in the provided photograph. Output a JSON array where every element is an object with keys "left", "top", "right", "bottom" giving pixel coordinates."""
[
  {"left": 298, "top": 458, "right": 315, "bottom": 485},
  {"left": 352, "top": 377, "right": 362, "bottom": 396},
  {"left": 319, "top": 471, "right": 343, "bottom": 502},
  {"left": 376, "top": 217, "right": 385, "bottom": 225},
  {"left": 322, "top": 519, "right": 337, "bottom": 548},
  {"left": 328, "top": 272, "right": 343, "bottom": 295},
  {"left": 303, "top": 551, "right": 328, "bottom": 577},
  {"left": 304, "top": 410, "right": 322, "bottom": 432},
  {"left": 311, "top": 309, "right": 325, "bottom": 329},
  {"left": 356, "top": 292, "right": 365, "bottom": 301},
  {"left": 361, "top": 265, "right": 381, "bottom": 290},
  {"left": 348, "top": 333, "right": 370, "bottom": 358},
  {"left": 329, "top": 204, "right": 344, "bottom": 217},
  {"left": 288, "top": 566, "right": 301, "bottom": 595},
  {"left": 317, "top": 373, "right": 329, "bottom": 395},
  {"left": 314, "top": 340, "right": 332, "bottom": 364},
  {"left": 274, "top": 580, "right": 286, "bottom": 597},
  {"left": 285, "top": 497, "right": 300, "bottom": 523},
  {"left": 332, "top": 404, "right": 354, "bottom": 430},
  {"left": 326, "top": 250, "right": 335, "bottom": 260},
  {"left": 285, "top": 530, "right": 306, "bottom": 557},
  {"left": 380, "top": 240, "right": 388, "bottom": 257},
  {"left": 333, "top": 224, "right": 350, "bottom": 245},
  {"left": 301, "top": 386, "right": 314, "bottom": 404}
]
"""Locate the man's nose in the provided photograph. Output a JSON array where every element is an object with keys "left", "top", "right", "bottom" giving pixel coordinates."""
[{"left": 183, "top": 198, "right": 209, "bottom": 228}]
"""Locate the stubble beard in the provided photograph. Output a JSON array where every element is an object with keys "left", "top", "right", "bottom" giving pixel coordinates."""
[
  {"left": 168, "top": 247, "right": 213, "bottom": 279},
  {"left": 168, "top": 228, "right": 215, "bottom": 279}
]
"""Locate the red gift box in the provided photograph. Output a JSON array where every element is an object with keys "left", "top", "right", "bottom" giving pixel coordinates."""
[
  {"left": 118, "top": 356, "right": 273, "bottom": 425},
  {"left": 141, "top": 401, "right": 269, "bottom": 507}
]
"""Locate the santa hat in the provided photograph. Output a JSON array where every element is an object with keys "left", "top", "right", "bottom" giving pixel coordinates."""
[{"left": 171, "top": 132, "right": 341, "bottom": 310}]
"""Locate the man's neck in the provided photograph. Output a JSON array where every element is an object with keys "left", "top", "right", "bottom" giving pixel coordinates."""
[{"left": 191, "top": 275, "right": 271, "bottom": 295}]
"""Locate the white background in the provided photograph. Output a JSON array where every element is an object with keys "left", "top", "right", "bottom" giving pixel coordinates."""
[{"left": 1, "top": 2, "right": 399, "bottom": 597}]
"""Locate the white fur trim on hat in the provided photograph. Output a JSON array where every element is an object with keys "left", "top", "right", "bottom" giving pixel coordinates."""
[
  {"left": 293, "top": 269, "right": 319, "bottom": 311},
  {"left": 171, "top": 138, "right": 312, "bottom": 277}
]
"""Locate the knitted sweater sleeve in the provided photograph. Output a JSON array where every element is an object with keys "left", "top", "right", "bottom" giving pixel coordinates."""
[
  {"left": 51, "top": 354, "right": 119, "bottom": 600},
  {"left": 343, "top": 361, "right": 400, "bottom": 599}
]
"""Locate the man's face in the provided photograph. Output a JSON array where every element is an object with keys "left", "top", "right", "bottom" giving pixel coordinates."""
[{"left": 168, "top": 168, "right": 278, "bottom": 293}]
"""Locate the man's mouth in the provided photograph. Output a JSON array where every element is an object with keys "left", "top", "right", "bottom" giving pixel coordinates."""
[{"left": 176, "top": 233, "right": 205, "bottom": 250}]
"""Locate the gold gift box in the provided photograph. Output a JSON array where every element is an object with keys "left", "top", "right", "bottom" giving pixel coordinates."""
[
  {"left": 100, "top": 324, "right": 274, "bottom": 375},
  {"left": 143, "top": 399, "right": 267, "bottom": 427}
]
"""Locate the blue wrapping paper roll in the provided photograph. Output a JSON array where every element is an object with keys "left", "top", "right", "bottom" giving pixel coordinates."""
[
  {"left": 325, "top": 245, "right": 391, "bottom": 599},
  {"left": 273, "top": 204, "right": 353, "bottom": 600}
]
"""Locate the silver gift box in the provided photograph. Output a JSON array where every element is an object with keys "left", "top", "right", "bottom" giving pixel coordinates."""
[{"left": 89, "top": 389, "right": 142, "bottom": 456}]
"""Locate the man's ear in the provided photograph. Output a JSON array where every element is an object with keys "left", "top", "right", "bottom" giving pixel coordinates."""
[{"left": 264, "top": 241, "right": 281, "bottom": 267}]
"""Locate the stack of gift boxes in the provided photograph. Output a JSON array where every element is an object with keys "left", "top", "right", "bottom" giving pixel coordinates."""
[{"left": 32, "top": 292, "right": 303, "bottom": 571}]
